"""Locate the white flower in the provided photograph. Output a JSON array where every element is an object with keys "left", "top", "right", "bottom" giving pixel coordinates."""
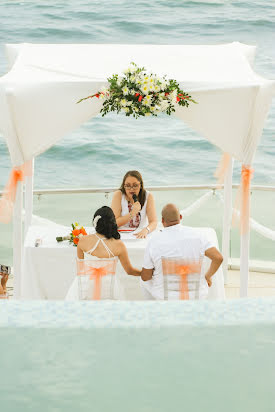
[
  {"left": 126, "top": 100, "right": 133, "bottom": 106},
  {"left": 142, "top": 97, "right": 151, "bottom": 107},
  {"left": 123, "top": 67, "right": 131, "bottom": 75},
  {"left": 141, "top": 84, "right": 149, "bottom": 95},
  {"left": 122, "top": 86, "right": 129, "bottom": 95},
  {"left": 121, "top": 99, "right": 127, "bottom": 107},
  {"left": 160, "top": 100, "right": 169, "bottom": 111},
  {"left": 148, "top": 84, "right": 155, "bottom": 92},
  {"left": 145, "top": 112, "right": 151, "bottom": 116},
  {"left": 122, "top": 107, "right": 130, "bottom": 113},
  {"left": 171, "top": 89, "right": 177, "bottom": 97},
  {"left": 117, "top": 77, "right": 123, "bottom": 86},
  {"left": 130, "top": 62, "right": 138, "bottom": 72},
  {"left": 100, "top": 86, "right": 108, "bottom": 94}
]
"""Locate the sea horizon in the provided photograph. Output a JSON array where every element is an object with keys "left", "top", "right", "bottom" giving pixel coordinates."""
[{"left": 0, "top": 0, "right": 274, "bottom": 265}]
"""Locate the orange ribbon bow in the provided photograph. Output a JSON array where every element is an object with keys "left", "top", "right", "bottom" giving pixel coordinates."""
[
  {"left": 0, "top": 161, "right": 33, "bottom": 224},
  {"left": 77, "top": 261, "right": 116, "bottom": 300},
  {"left": 240, "top": 165, "right": 254, "bottom": 234},
  {"left": 162, "top": 260, "right": 201, "bottom": 300}
]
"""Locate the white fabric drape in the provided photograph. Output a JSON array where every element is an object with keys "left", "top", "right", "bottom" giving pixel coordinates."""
[{"left": 0, "top": 42, "right": 274, "bottom": 166}]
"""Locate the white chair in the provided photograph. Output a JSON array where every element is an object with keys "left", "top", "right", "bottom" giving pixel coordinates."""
[
  {"left": 0, "top": 293, "right": 8, "bottom": 299},
  {"left": 76, "top": 257, "right": 117, "bottom": 300},
  {"left": 161, "top": 256, "right": 203, "bottom": 300}
]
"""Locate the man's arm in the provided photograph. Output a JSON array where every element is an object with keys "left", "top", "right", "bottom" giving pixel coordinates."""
[
  {"left": 204, "top": 247, "right": 223, "bottom": 287},
  {"left": 141, "top": 267, "right": 154, "bottom": 281}
]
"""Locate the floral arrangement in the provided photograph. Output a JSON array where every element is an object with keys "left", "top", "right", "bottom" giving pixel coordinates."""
[
  {"left": 77, "top": 62, "right": 197, "bottom": 118},
  {"left": 56, "top": 222, "right": 87, "bottom": 246}
]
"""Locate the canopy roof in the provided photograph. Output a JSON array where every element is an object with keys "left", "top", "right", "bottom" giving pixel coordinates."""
[{"left": 0, "top": 42, "right": 274, "bottom": 166}]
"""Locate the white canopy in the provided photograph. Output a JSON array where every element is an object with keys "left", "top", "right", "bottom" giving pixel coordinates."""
[
  {"left": 0, "top": 42, "right": 274, "bottom": 167},
  {"left": 0, "top": 42, "right": 274, "bottom": 300}
]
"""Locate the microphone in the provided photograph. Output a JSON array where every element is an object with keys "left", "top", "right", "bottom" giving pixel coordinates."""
[{"left": 132, "top": 194, "right": 138, "bottom": 203}]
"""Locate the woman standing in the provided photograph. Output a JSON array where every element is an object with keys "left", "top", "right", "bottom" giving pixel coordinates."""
[{"left": 111, "top": 170, "right": 157, "bottom": 239}]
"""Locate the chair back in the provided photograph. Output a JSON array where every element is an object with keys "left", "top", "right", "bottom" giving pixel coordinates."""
[
  {"left": 0, "top": 293, "right": 8, "bottom": 299},
  {"left": 161, "top": 256, "right": 202, "bottom": 300},
  {"left": 76, "top": 257, "right": 117, "bottom": 300}
]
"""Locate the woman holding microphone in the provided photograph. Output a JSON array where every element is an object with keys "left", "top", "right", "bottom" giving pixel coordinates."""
[{"left": 111, "top": 170, "right": 158, "bottom": 239}]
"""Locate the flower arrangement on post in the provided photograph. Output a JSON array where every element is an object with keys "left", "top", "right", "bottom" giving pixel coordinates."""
[
  {"left": 56, "top": 222, "right": 87, "bottom": 246},
  {"left": 77, "top": 62, "right": 197, "bottom": 118}
]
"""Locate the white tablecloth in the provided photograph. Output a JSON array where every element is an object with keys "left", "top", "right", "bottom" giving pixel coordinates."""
[{"left": 22, "top": 224, "right": 225, "bottom": 300}]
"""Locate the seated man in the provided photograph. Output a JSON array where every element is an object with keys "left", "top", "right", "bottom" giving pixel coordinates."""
[{"left": 140, "top": 203, "right": 223, "bottom": 300}]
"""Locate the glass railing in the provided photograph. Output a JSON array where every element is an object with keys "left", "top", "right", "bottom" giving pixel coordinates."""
[{"left": 0, "top": 185, "right": 274, "bottom": 268}]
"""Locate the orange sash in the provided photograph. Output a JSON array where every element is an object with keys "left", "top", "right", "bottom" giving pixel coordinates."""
[
  {"left": 0, "top": 160, "right": 33, "bottom": 224},
  {"left": 77, "top": 261, "right": 116, "bottom": 300},
  {"left": 162, "top": 260, "right": 201, "bottom": 300},
  {"left": 214, "top": 152, "right": 231, "bottom": 186},
  {"left": 240, "top": 165, "right": 254, "bottom": 234}
]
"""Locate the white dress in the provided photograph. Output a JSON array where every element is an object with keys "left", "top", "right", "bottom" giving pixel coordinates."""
[
  {"left": 119, "top": 190, "right": 149, "bottom": 231},
  {"left": 65, "top": 234, "right": 124, "bottom": 300}
]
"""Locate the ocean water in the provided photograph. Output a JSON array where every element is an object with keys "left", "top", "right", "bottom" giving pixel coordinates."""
[{"left": 0, "top": 0, "right": 274, "bottom": 265}]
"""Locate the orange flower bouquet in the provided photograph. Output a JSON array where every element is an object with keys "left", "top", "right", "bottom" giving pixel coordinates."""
[{"left": 56, "top": 222, "right": 87, "bottom": 246}]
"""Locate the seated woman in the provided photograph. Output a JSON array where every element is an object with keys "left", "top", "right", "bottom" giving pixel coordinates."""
[
  {"left": 77, "top": 206, "right": 141, "bottom": 277},
  {"left": 111, "top": 170, "right": 157, "bottom": 239}
]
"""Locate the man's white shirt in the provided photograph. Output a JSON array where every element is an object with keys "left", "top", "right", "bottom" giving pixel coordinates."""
[{"left": 141, "top": 224, "right": 216, "bottom": 300}]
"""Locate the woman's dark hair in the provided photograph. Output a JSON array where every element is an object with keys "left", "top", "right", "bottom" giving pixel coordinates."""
[
  {"left": 93, "top": 206, "right": 120, "bottom": 239},
  {"left": 119, "top": 170, "right": 146, "bottom": 208}
]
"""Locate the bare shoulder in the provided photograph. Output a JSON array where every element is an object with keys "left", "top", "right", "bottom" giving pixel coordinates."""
[
  {"left": 112, "top": 190, "right": 122, "bottom": 200},
  {"left": 146, "top": 191, "right": 155, "bottom": 208},
  {"left": 116, "top": 239, "right": 126, "bottom": 254},
  {"left": 78, "top": 234, "right": 94, "bottom": 249}
]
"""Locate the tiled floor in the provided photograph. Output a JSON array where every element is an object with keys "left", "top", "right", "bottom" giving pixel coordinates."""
[
  {"left": 5, "top": 270, "right": 275, "bottom": 300},
  {"left": 225, "top": 270, "right": 275, "bottom": 299}
]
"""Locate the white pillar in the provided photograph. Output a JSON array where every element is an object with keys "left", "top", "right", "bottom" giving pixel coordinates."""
[
  {"left": 24, "top": 158, "right": 34, "bottom": 238},
  {"left": 4, "top": 88, "right": 26, "bottom": 299},
  {"left": 240, "top": 170, "right": 251, "bottom": 297},
  {"left": 240, "top": 230, "right": 250, "bottom": 297},
  {"left": 221, "top": 156, "right": 234, "bottom": 284},
  {"left": 13, "top": 181, "right": 23, "bottom": 299}
]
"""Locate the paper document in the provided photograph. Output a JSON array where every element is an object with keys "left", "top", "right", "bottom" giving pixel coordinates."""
[{"left": 120, "top": 231, "right": 139, "bottom": 240}]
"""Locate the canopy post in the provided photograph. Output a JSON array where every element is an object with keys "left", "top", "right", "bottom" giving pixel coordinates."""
[
  {"left": 240, "top": 231, "right": 250, "bottom": 297},
  {"left": 13, "top": 181, "right": 23, "bottom": 299},
  {"left": 222, "top": 156, "right": 234, "bottom": 285},
  {"left": 239, "top": 164, "right": 252, "bottom": 297},
  {"left": 24, "top": 158, "right": 34, "bottom": 238},
  {"left": 4, "top": 88, "right": 25, "bottom": 299}
]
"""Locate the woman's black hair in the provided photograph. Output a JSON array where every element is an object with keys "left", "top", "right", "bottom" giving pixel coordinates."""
[{"left": 93, "top": 206, "right": 120, "bottom": 240}]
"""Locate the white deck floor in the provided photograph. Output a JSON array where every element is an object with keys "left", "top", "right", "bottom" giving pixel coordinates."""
[{"left": 225, "top": 270, "right": 275, "bottom": 299}]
